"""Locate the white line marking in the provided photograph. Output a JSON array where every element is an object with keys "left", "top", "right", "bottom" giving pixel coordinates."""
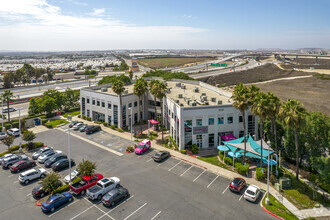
[
  {"left": 84, "top": 198, "right": 115, "bottom": 220},
  {"left": 48, "top": 200, "right": 78, "bottom": 218},
  {"left": 14, "top": 180, "right": 18, "bottom": 183},
  {"left": 157, "top": 162, "right": 163, "bottom": 167},
  {"left": 168, "top": 161, "right": 182, "bottom": 171},
  {"left": 8, "top": 174, "right": 14, "bottom": 178},
  {"left": 123, "top": 203, "right": 147, "bottom": 220},
  {"left": 26, "top": 193, "right": 32, "bottom": 197},
  {"left": 180, "top": 165, "right": 193, "bottom": 177},
  {"left": 151, "top": 211, "right": 162, "bottom": 220},
  {"left": 146, "top": 158, "right": 153, "bottom": 162},
  {"left": 222, "top": 186, "right": 229, "bottom": 194},
  {"left": 68, "top": 200, "right": 79, "bottom": 207},
  {"left": 96, "top": 195, "right": 135, "bottom": 220},
  {"left": 193, "top": 170, "right": 206, "bottom": 182},
  {"left": 2, "top": 170, "right": 6, "bottom": 172},
  {"left": 239, "top": 194, "right": 244, "bottom": 201},
  {"left": 207, "top": 175, "right": 219, "bottom": 188},
  {"left": 138, "top": 156, "right": 142, "bottom": 158},
  {"left": 69, "top": 205, "right": 95, "bottom": 220}
]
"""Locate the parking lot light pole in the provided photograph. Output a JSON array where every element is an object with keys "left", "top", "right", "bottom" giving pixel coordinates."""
[
  {"left": 64, "top": 128, "right": 73, "bottom": 185},
  {"left": 18, "top": 108, "right": 23, "bottom": 153}
]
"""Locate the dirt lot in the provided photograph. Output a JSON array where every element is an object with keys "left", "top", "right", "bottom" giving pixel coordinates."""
[
  {"left": 138, "top": 57, "right": 215, "bottom": 69},
  {"left": 205, "top": 63, "right": 311, "bottom": 86},
  {"left": 281, "top": 57, "right": 330, "bottom": 69}
]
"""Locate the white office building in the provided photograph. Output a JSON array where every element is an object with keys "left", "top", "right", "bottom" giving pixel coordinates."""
[{"left": 80, "top": 78, "right": 258, "bottom": 151}]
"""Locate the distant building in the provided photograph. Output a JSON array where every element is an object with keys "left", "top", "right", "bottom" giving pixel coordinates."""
[{"left": 129, "top": 58, "right": 140, "bottom": 72}]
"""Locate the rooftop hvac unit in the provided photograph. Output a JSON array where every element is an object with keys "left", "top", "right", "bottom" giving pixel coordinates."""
[
  {"left": 178, "top": 94, "right": 183, "bottom": 98},
  {"left": 211, "top": 97, "right": 216, "bottom": 102},
  {"left": 191, "top": 102, "right": 197, "bottom": 106},
  {"left": 124, "top": 90, "right": 128, "bottom": 94},
  {"left": 176, "top": 82, "right": 181, "bottom": 87},
  {"left": 201, "top": 96, "right": 207, "bottom": 101},
  {"left": 193, "top": 87, "right": 199, "bottom": 93},
  {"left": 181, "top": 84, "right": 186, "bottom": 89},
  {"left": 101, "top": 88, "right": 107, "bottom": 92},
  {"left": 201, "top": 92, "right": 206, "bottom": 96},
  {"left": 180, "top": 103, "right": 184, "bottom": 107},
  {"left": 228, "top": 99, "right": 231, "bottom": 103},
  {"left": 204, "top": 101, "right": 209, "bottom": 105},
  {"left": 175, "top": 100, "right": 179, "bottom": 103},
  {"left": 187, "top": 100, "right": 191, "bottom": 105},
  {"left": 166, "top": 88, "right": 171, "bottom": 93},
  {"left": 218, "top": 100, "right": 223, "bottom": 105}
]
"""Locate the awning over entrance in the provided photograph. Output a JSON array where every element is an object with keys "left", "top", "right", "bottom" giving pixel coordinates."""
[
  {"left": 148, "top": 119, "right": 159, "bottom": 125},
  {"left": 221, "top": 134, "right": 237, "bottom": 141}
]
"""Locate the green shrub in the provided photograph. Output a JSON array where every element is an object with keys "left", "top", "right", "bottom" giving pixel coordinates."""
[
  {"left": 82, "top": 115, "right": 87, "bottom": 120},
  {"left": 180, "top": 149, "right": 186, "bottom": 154},
  {"left": 110, "top": 125, "right": 116, "bottom": 130},
  {"left": 46, "top": 113, "right": 56, "bottom": 118},
  {"left": 11, "top": 121, "right": 19, "bottom": 128},
  {"left": 236, "top": 163, "right": 249, "bottom": 176},
  {"left": 94, "top": 121, "right": 102, "bottom": 124},
  {"left": 9, "top": 144, "right": 25, "bottom": 152},
  {"left": 224, "top": 157, "right": 233, "bottom": 165},
  {"left": 103, "top": 122, "right": 108, "bottom": 127},
  {"left": 44, "top": 122, "right": 53, "bottom": 128},
  {"left": 53, "top": 177, "right": 81, "bottom": 194},
  {"left": 116, "top": 128, "right": 124, "bottom": 132},
  {"left": 4, "top": 123, "right": 11, "bottom": 130},
  {"left": 192, "top": 144, "right": 199, "bottom": 154},
  {"left": 34, "top": 142, "right": 44, "bottom": 148},
  {"left": 126, "top": 146, "right": 134, "bottom": 152},
  {"left": 218, "top": 151, "right": 224, "bottom": 160},
  {"left": 87, "top": 117, "right": 91, "bottom": 121},
  {"left": 0, "top": 151, "right": 9, "bottom": 157},
  {"left": 150, "top": 131, "right": 158, "bottom": 137},
  {"left": 42, "top": 118, "right": 48, "bottom": 124},
  {"left": 77, "top": 115, "right": 81, "bottom": 118},
  {"left": 256, "top": 168, "right": 266, "bottom": 181},
  {"left": 175, "top": 146, "right": 178, "bottom": 151},
  {"left": 68, "top": 107, "right": 80, "bottom": 112}
]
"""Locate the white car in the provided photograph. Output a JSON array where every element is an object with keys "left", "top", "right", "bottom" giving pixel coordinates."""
[
  {"left": 7, "top": 128, "right": 20, "bottom": 137},
  {"left": 2, "top": 107, "right": 16, "bottom": 113},
  {"left": 87, "top": 177, "right": 120, "bottom": 200},
  {"left": 72, "top": 123, "right": 84, "bottom": 130},
  {"left": 244, "top": 185, "right": 261, "bottom": 202},
  {"left": 0, "top": 153, "right": 15, "bottom": 165},
  {"left": 0, "top": 131, "right": 7, "bottom": 140},
  {"left": 19, "top": 168, "right": 47, "bottom": 184},
  {"left": 38, "top": 150, "right": 62, "bottom": 164},
  {"left": 63, "top": 169, "right": 80, "bottom": 184}
]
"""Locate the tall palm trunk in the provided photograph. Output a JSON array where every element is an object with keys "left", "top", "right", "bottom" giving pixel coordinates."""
[
  {"left": 242, "top": 110, "right": 246, "bottom": 162},
  {"left": 6, "top": 100, "right": 10, "bottom": 123},
  {"left": 294, "top": 129, "right": 299, "bottom": 181},
  {"left": 260, "top": 118, "right": 263, "bottom": 168}
]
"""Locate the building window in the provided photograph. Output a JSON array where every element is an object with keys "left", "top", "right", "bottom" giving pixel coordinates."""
[
  {"left": 87, "top": 109, "right": 90, "bottom": 117},
  {"left": 102, "top": 102, "right": 105, "bottom": 108},
  {"left": 196, "top": 119, "right": 202, "bottom": 126},
  {"left": 108, "top": 103, "right": 111, "bottom": 109},
  {"left": 218, "top": 117, "right": 224, "bottom": 124},
  {"left": 140, "top": 100, "right": 142, "bottom": 105},
  {"left": 239, "top": 131, "right": 244, "bottom": 138},
  {"left": 227, "top": 116, "right": 233, "bottom": 124},
  {"left": 92, "top": 99, "right": 95, "bottom": 105},
  {"left": 87, "top": 98, "right": 90, "bottom": 104},
  {"left": 239, "top": 116, "right": 243, "bottom": 123},
  {"left": 140, "top": 112, "right": 143, "bottom": 120},
  {"left": 108, "top": 116, "right": 112, "bottom": 125},
  {"left": 113, "top": 105, "right": 118, "bottom": 125},
  {"left": 128, "top": 103, "right": 132, "bottom": 108},
  {"left": 172, "top": 113, "right": 173, "bottom": 119},
  {"left": 208, "top": 118, "right": 214, "bottom": 125},
  {"left": 122, "top": 105, "right": 126, "bottom": 127},
  {"left": 134, "top": 113, "right": 138, "bottom": 123},
  {"left": 97, "top": 100, "right": 100, "bottom": 106},
  {"left": 82, "top": 98, "right": 85, "bottom": 115},
  {"left": 169, "top": 109, "right": 171, "bottom": 115},
  {"left": 134, "top": 101, "right": 137, "bottom": 107},
  {"left": 209, "top": 134, "right": 214, "bottom": 147}
]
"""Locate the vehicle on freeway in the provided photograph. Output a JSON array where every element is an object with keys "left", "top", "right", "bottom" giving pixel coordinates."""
[
  {"left": 134, "top": 139, "right": 151, "bottom": 155},
  {"left": 63, "top": 169, "right": 80, "bottom": 184},
  {"left": 244, "top": 185, "right": 261, "bottom": 202},
  {"left": 44, "top": 153, "right": 67, "bottom": 168},
  {"left": 70, "top": 174, "right": 103, "bottom": 195},
  {"left": 102, "top": 186, "right": 129, "bottom": 207},
  {"left": 52, "top": 159, "right": 75, "bottom": 172},
  {"left": 0, "top": 153, "right": 15, "bottom": 164},
  {"left": 152, "top": 151, "right": 170, "bottom": 162},
  {"left": 68, "top": 121, "right": 80, "bottom": 128},
  {"left": 85, "top": 125, "right": 101, "bottom": 134},
  {"left": 229, "top": 178, "right": 246, "bottom": 193},
  {"left": 33, "top": 182, "right": 63, "bottom": 199},
  {"left": 2, "top": 155, "right": 28, "bottom": 168},
  {"left": 38, "top": 150, "right": 62, "bottom": 164},
  {"left": 72, "top": 123, "right": 84, "bottom": 130},
  {"left": 79, "top": 125, "right": 88, "bottom": 132},
  {"left": 19, "top": 168, "right": 47, "bottom": 184},
  {"left": 2, "top": 107, "right": 16, "bottom": 113},
  {"left": 41, "top": 192, "right": 73, "bottom": 213},
  {"left": 87, "top": 177, "right": 120, "bottom": 200},
  {"left": 7, "top": 128, "right": 20, "bottom": 137},
  {"left": 10, "top": 160, "right": 36, "bottom": 173},
  {"left": 32, "top": 147, "right": 53, "bottom": 160},
  {"left": 0, "top": 131, "right": 7, "bottom": 140}
]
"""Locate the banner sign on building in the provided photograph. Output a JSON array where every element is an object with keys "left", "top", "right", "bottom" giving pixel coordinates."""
[{"left": 193, "top": 126, "right": 208, "bottom": 135}]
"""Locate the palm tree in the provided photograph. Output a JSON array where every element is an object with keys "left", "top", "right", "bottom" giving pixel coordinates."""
[
  {"left": 279, "top": 99, "right": 306, "bottom": 181},
  {"left": 1, "top": 90, "right": 16, "bottom": 123},
  {"left": 133, "top": 78, "right": 148, "bottom": 133},
  {"left": 112, "top": 80, "right": 125, "bottom": 128},
  {"left": 250, "top": 91, "right": 269, "bottom": 168},
  {"left": 154, "top": 81, "right": 166, "bottom": 141},
  {"left": 231, "top": 83, "right": 249, "bottom": 162}
]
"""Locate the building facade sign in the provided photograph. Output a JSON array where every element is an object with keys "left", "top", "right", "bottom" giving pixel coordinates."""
[{"left": 193, "top": 126, "right": 208, "bottom": 135}]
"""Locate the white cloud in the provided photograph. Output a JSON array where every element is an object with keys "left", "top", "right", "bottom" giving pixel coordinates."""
[
  {"left": 0, "top": 0, "right": 206, "bottom": 50},
  {"left": 182, "top": 14, "right": 193, "bottom": 19},
  {"left": 67, "top": 0, "right": 88, "bottom": 6}
]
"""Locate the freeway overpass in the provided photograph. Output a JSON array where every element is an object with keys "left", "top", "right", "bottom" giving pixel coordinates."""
[{"left": 273, "top": 53, "right": 330, "bottom": 64}]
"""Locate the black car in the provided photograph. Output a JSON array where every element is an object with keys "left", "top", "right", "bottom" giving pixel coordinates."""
[
  {"left": 52, "top": 159, "right": 75, "bottom": 172},
  {"left": 44, "top": 154, "right": 67, "bottom": 168},
  {"left": 85, "top": 125, "right": 101, "bottom": 134},
  {"left": 69, "top": 121, "right": 79, "bottom": 128},
  {"left": 152, "top": 151, "right": 170, "bottom": 162},
  {"left": 32, "top": 182, "right": 62, "bottom": 199},
  {"left": 102, "top": 186, "right": 129, "bottom": 207}
]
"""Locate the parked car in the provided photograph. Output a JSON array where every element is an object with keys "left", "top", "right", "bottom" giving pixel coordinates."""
[
  {"left": 33, "top": 182, "right": 63, "bottom": 199},
  {"left": 63, "top": 169, "right": 80, "bottom": 184},
  {"left": 7, "top": 128, "right": 20, "bottom": 137},
  {"left": 38, "top": 150, "right": 62, "bottom": 164},
  {"left": 73, "top": 123, "right": 84, "bottom": 130},
  {"left": 19, "top": 168, "right": 47, "bottom": 184},
  {"left": 102, "top": 186, "right": 129, "bottom": 207},
  {"left": 152, "top": 151, "right": 170, "bottom": 162},
  {"left": 134, "top": 139, "right": 151, "bottom": 155},
  {"left": 87, "top": 177, "right": 120, "bottom": 200},
  {"left": 2, "top": 107, "right": 16, "bottom": 113},
  {"left": 68, "top": 121, "right": 79, "bottom": 128},
  {"left": 244, "top": 185, "right": 261, "bottom": 202},
  {"left": 41, "top": 192, "right": 73, "bottom": 213},
  {"left": 52, "top": 159, "right": 75, "bottom": 172},
  {"left": 79, "top": 125, "right": 88, "bottom": 132},
  {"left": 10, "top": 160, "right": 36, "bottom": 173},
  {"left": 70, "top": 174, "right": 103, "bottom": 195},
  {"left": 44, "top": 153, "right": 67, "bottom": 168},
  {"left": 32, "top": 147, "right": 53, "bottom": 160},
  {"left": 2, "top": 155, "right": 28, "bottom": 168},
  {"left": 0, "top": 153, "right": 15, "bottom": 165},
  {"left": 229, "top": 177, "right": 246, "bottom": 193},
  {"left": 0, "top": 131, "right": 7, "bottom": 140},
  {"left": 85, "top": 125, "right": 101, "bottom": 134}
]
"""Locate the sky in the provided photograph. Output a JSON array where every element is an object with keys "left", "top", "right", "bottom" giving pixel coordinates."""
[{"left": 0, "top": 0, "right": 329, "bottom": 51}]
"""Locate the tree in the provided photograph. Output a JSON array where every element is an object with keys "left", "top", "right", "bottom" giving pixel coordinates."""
[
  {"left": 78, "top": 159, "right": 97, "bottom": 177},
  {"left": 279, "top": 99, "right": 306, "bottom": 181},
  {"left": 133, "top": 78, "right": 148, "bottom": 133},
  {"left": 22, "top": 130, "right": 36, "bottom": 150},
  {"left": 1, "top": 135, "right": 14, "bottom": 151},
  {"left": 3, "top": 73, "right": 14, "bottom": 88},
  {"left": 98, "top": 74, "right": 131, "bottom": 85},
  {"left": 1, "top": 90, "right": 16, "bottom": 123},
  {"left": 63, "top": 88, "right": 79, "bottom": 110},
  {"left": 22, "top": 63, "right": 35, "bottom": 83},
  {"left": 40, "top": 172, "right": 61, "bottom": 195},
  {"left": 112, "top": 80, "right": 125, "bottom": 128},
  {"left": 15, "top": 68, "right": 24, "bottom": 85},
  {"left": 231, "top": 83, "right": 249, "bottom": 162},
  {"left": 43, "top": 89, "right": 64, "bottom": 110},
  {"left": 128, "top": 71, "right": 133, "bottom": 80},
  {"left": 41, "top": 96, "right": 57, "bottom": 115},
  {"left": 153, "top": 81, "right": 166, "bottom": 141},
  {"left": 28, "top": 97, "right": 41, "bottom": 115},
  {"left": 34, "top": 67, "right": 45, "bottom": 82}
]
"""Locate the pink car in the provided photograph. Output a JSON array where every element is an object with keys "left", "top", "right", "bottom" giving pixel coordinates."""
[{"left": 134, "top": 139, "right": 151, "bottom": 155}]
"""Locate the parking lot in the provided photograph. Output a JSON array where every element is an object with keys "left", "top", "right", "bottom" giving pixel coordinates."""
[{"left": 0, "top": 126, "right": 274, "bottom": 220}]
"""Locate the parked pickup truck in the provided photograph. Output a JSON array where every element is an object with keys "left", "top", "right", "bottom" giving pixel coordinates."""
[
  {"left": 86, "top": 177, "right": 120, "bottom": 200},
  {"left": 70, "top": 174, "right": 103, "bottom": 195}
]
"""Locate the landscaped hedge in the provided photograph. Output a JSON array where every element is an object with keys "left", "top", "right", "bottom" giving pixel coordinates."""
[
  {"left": 53, "top": 177, "right": 81, "bottom": 194},
  {"left": 180, "top": 149, "right": 186, "bottom": 154},
  {"left": 256, "top": 168, "right": 266, "bottom": 181},
  {"left": 0, "top": 142, "right": 44, "bottom": 157},
  {"left": 110, "top": 125, "right": 116, "bottom": 130},
  {"left": 82, "top": 115, "right": 87, "bottom": 120},
  {"left": 94, "top": 121, "right": 102, "bottom": 124},
  {"left": 235, "top": 162, "right": 250, "bottom": 176},
  {"left": 224, "top": 157, "right": 233, "bottom": 165},
  {"left": 192, "top": 144, "right": 199, "bottom": 154},
  {"left": 219, "top": 151, "right": 224, "bottom": 160},
  {"left": 87, "top": 117, "right": 91, "bottom": 121},
  {"left": 103, "top": 122, "right": 108, "bottom": 127}
]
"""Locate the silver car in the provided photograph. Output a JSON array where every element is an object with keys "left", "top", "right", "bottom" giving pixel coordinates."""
[
  {"left": 38, "top": 150, "right": 62, "bottom": 164},
  {"left": 0, "top": 132, "right": 7, "bottom": 140}
]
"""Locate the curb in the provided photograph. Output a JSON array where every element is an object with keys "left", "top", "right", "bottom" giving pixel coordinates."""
[
  {"left": 260, "top": 194, "right": 285, "bottom": 220},
  {"left": 36, "top": 199, "right": 42, "bottom": 206}
]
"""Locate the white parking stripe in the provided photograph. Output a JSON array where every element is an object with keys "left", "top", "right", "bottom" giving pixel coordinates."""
[
  {"left": 13, "top": 180, "right": 18, "bottom": 183},
  {"left": 84, "top": 198, "right": 115, "bottom": 220},
  {"left": 207, "top": 175, "right": 219, "bottom": 188},
  {"left": 168, "top": 161, "right": 182, "bottom": 171},
  {"left": 151, "top": 211, "right": 161, "bottom": 220},
  {"left": 146, "top": 158, "right": 153, "bottom": 162},
  {"left": 69, "top": 205, "right": 94, "bottom": 220},
  {"left": 157, "top": 162, "right": 163, "bottom": 167},
  {"left": 222, "top": 186, "right": 229, "bottom": 194},
  {"left": 193, "top": 170, "right": 206, "bottom": 182},
  {"left": 26, "top": 193, "right": 32, "bottom": 197},
  {"left": 239, "top": 194, "right": 244, "bottom": 201},
  {"left": 123, "top": 203, "right": 147, "bottom": 220},
  {"left": 96, "top": 195, "right": 135, "bottom": 220},
  {"left": 180, "top": 165, "right": 193, "bottom": 177},
  {"left": 8, "top": 174, "right": 14, "bottom": 178},
  {"left": 49, "top": 200, "right": 79, "bottom": 218}
]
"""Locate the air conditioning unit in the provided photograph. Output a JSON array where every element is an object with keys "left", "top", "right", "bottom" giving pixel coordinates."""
[
  {"left": 218, "top": 100, "right": 223, "bottom": 105},
  {"left": 175, "top": 100, "right": 179, "bottom": 103},
  {"left": 201, "top": 96, "right": 207, "bottom": 101},
  {"left": 193, "top": 87, "right": 199, "bottom": 93},
  {"left": 192, "top": 102, "right": 197, "bottom": 106},
  {"left": 101, "top": 88, "right": 107, "bottom": 92},
  {"left": 178, "top": 94, "right": 183, "bottom": 98},
  {"left": 187, "top": 100, "right": 191, "bottom": 105},
  {"left": 204, "top": 101, "right": 209, "bottom": 105},
  {"left": 180, "top": 103, "right": 184, "bottom": 107},
  {"left": 211, "top": 97, "right": 216, "bottom": 102},
  {"left": 166, "top": 88, "right": 171, "bottom": 93},
  {"left": 176, "top": 82, "right": 181, "bottom": 87},
  {"left": 181, "top": 84, "right": 186, "bottom": 89},
  {"left": 202, "top": 92, "right": 206, "bottom": 96}
]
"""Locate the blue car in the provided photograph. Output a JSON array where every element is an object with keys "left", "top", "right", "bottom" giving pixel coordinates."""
[{"left": 41, "top": 192, "right": 73, "bottom": 212}]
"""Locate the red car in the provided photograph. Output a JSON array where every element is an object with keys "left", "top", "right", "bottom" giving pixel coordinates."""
[
  {"left": 10, "top": 160, "right": 36, "bottom": 173},
  {"left": 229, "top": 178, "right": 246, "bottom": 193},
  {"left": 70, "top": 174, "right": 103, "bottom": 195}
]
